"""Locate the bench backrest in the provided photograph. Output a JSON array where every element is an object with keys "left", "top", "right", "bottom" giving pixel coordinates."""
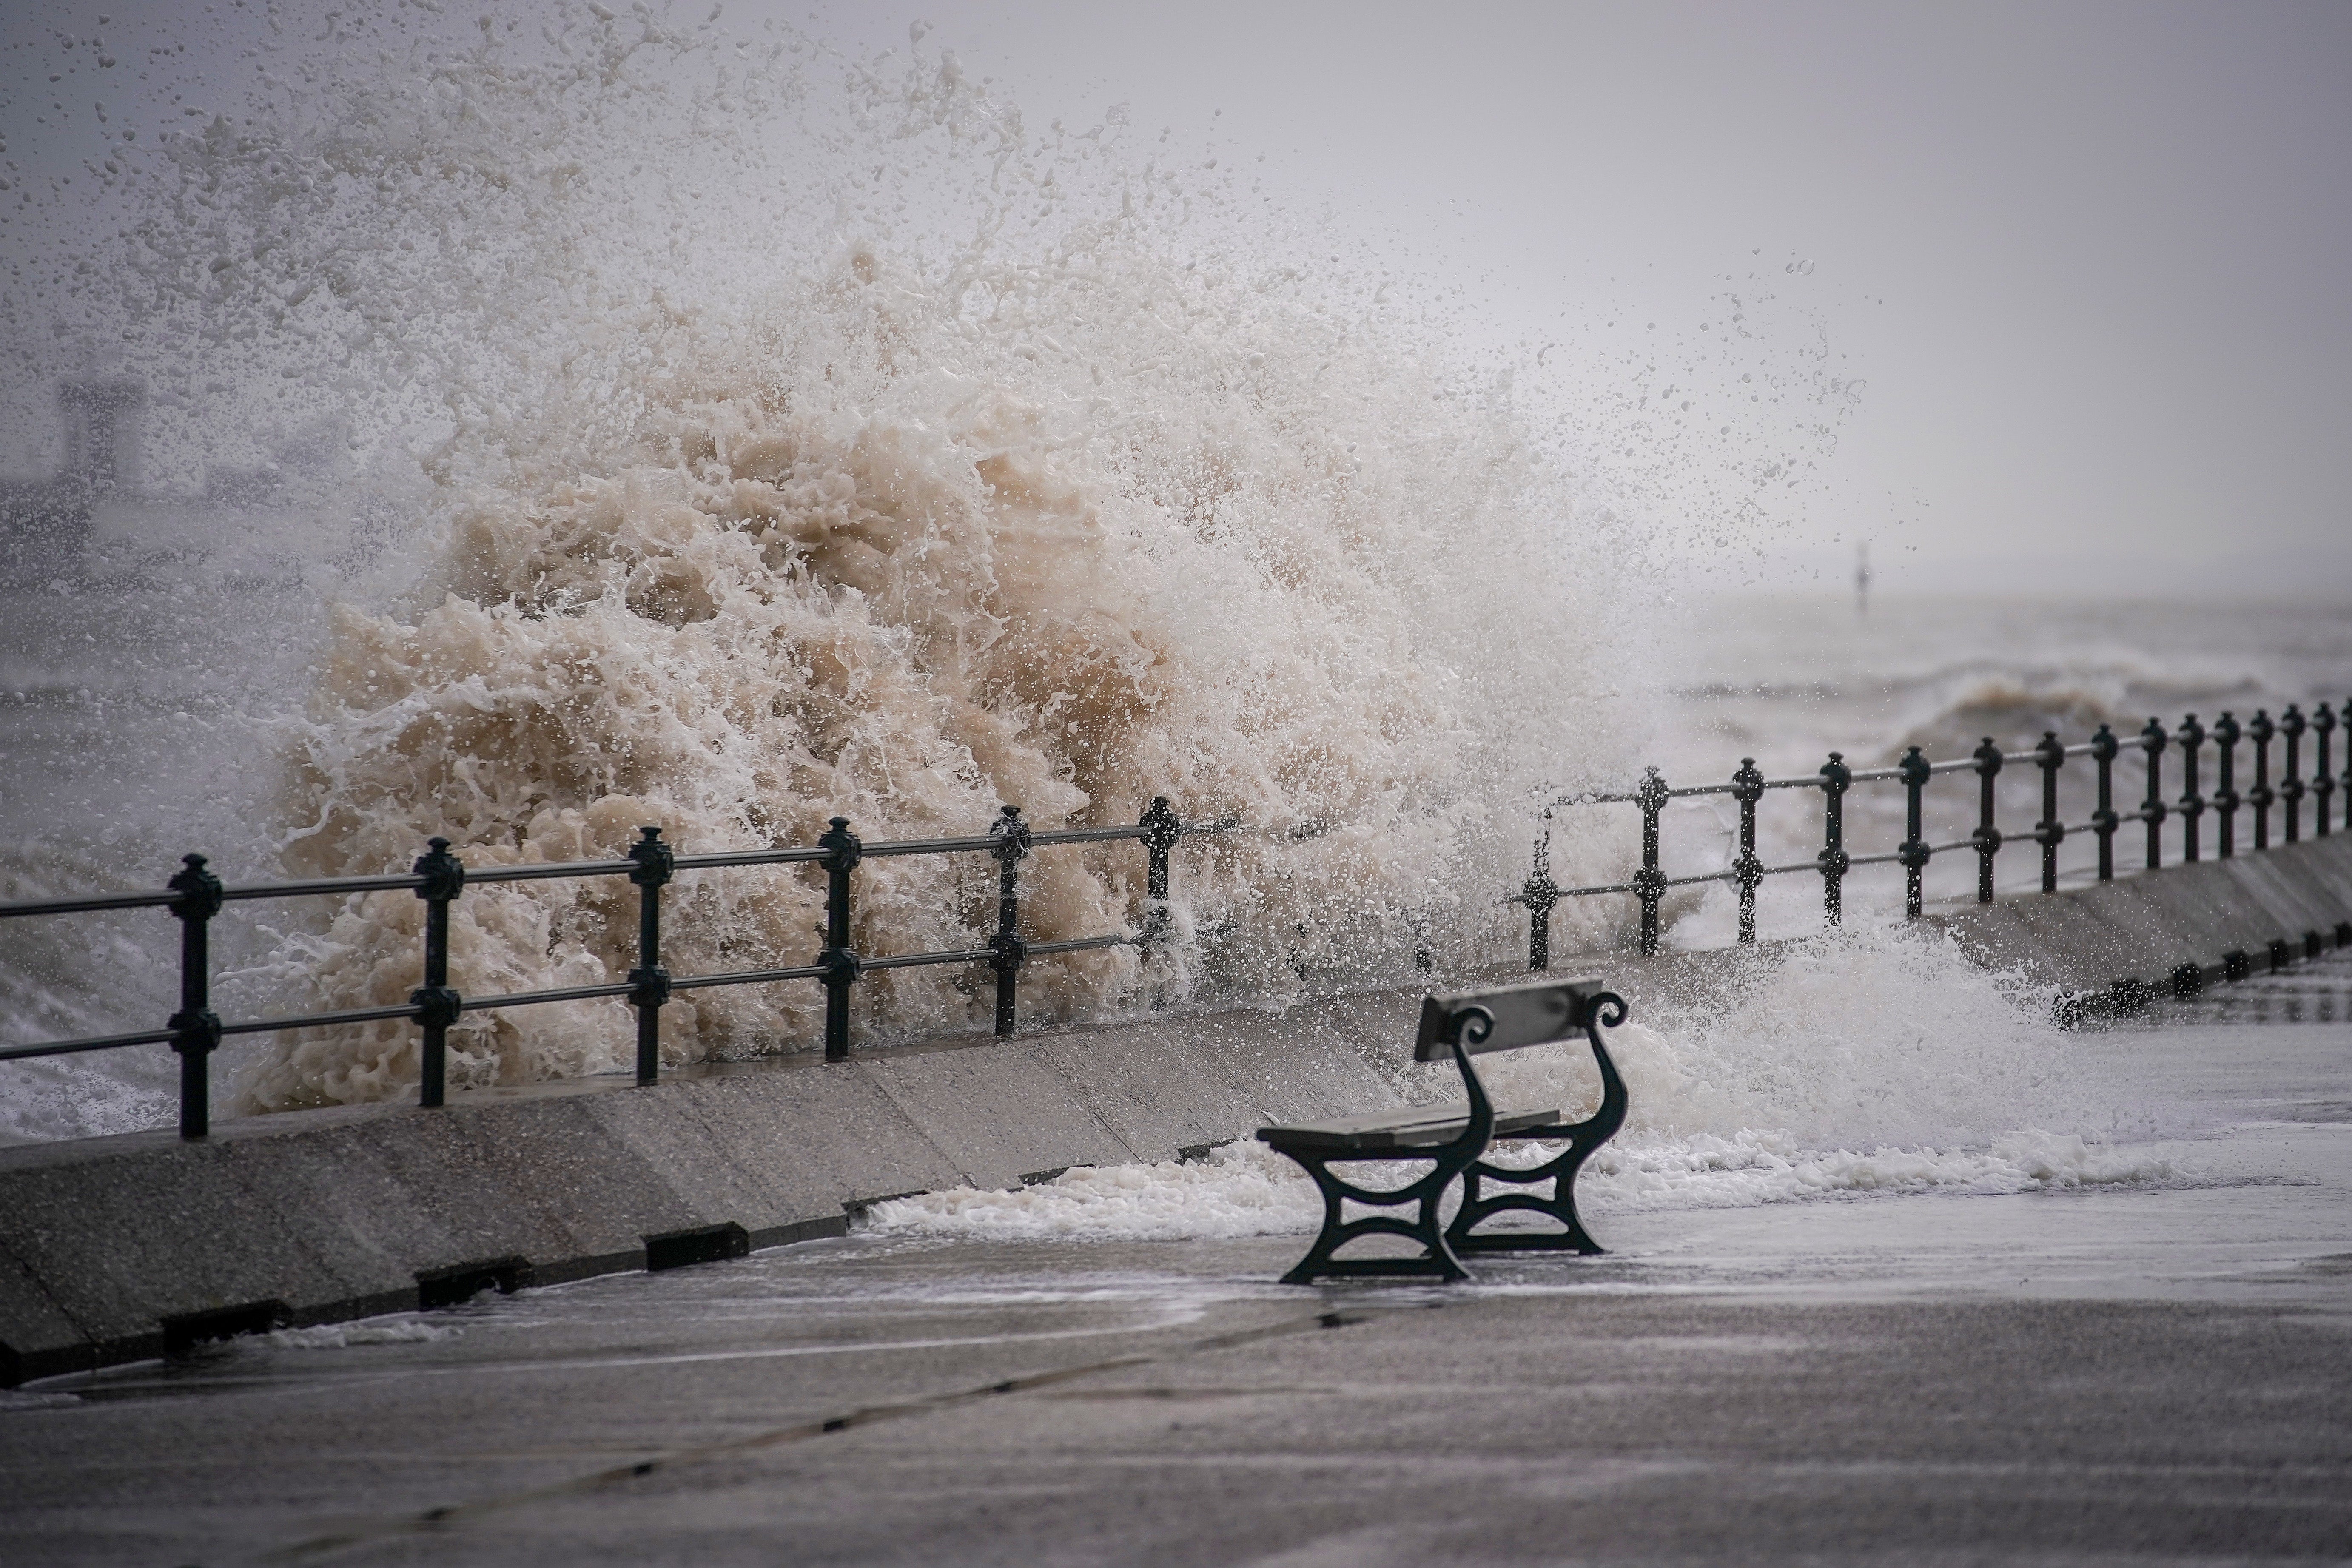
[{"left": 1412, "top": 978, "right": 1603, "bottom": 1062}]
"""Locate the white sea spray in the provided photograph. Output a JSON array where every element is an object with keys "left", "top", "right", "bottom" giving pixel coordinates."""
[
  {"left": 863, "top": 1123, "right": 2189, "bottom": 1243},
  {"left": 0, "top": 10, "right": 1848, "bottom": 1128},
  {"left": 0, "top": 17, "right": 1652, "bottom": 1111},
  {"left": 256, "top": 1319, "right": 460, "bottom": 1350},
  {"left": 867, "top": 923, "right": 2191, "bottom": 1241}
]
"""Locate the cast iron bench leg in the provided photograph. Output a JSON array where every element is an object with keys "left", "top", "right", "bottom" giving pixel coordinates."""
[
  {"left": 1447, "top": 994, "right": 1628, "bottom": 1256},
  {"left": 1270, "top": 1036, "right": 1494, "bottom": 1284},
  {"left": 1279, "top": 1142, "right": 1479, "bottom": 1284}
]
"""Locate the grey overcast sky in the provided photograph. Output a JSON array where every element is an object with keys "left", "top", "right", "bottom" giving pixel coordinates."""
[
  {"left": 798, "top": 0, "right": 2352, "bottom": 597},
  {"left": 5, "top": 3, "right": 2347, "bottom": 597}
]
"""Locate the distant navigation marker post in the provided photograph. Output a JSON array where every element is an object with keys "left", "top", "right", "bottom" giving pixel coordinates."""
[{"left": 1855, "top": 541, "right": 1871, "bottom": 615}]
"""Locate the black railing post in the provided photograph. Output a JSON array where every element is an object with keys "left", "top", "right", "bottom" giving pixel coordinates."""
[
  {"left": 817, "top": 817, "right": 861, "bottom": 1061},
  {"left": 626, "top": 825, "right": 672, "bottom": 1087},
  {"left": 1139, "top": 796, "right": 1180, "bottom": 948},
  {"left": 1732, "top": 759, "right": 1765, "bottom": 944},
  {"left": 2340, "top": 696, "right": 2352, "bottom": 835},
  {"left": 2090, "top": 723, "right": 2119, "bottom": 881},
  {"left": 1897, "top": 746, "right": 1930, "bottom": 919},
  {"left": 2175, "top": 713, "right": 2205, "bottom": 864},
  {"left": 2314, "top": 703, "right": 2337, "bottom": 838},
  {"left": 2280, "top": 704, "right": 2306, "bottom": 843},
  {"left": 1633, "top": 767, "right": 1668, "bottom": 957},
  {"left": 166, "top": 854, "right": 225, "bottom": 1140},
  {"left": 2138, "top": 716, "right": 2168, "bottom": 870},
  {"left": 988, "top": 805, "right": 1031, "bottom": 1036},
  {"left": 2249, "top": 709, "right": 2275, "bottom": 849},
  {"left": 1521, "top": 829, "right": 1559, "bottom": 971},
  {"left": 410, "top": 838, "right": 465, "bottom": 1109},
  {"left": 1971, "top": 737, "right": 2003, "bottom": 902},
  {"left": 2212, "top": 712, "right": 2240, "bottom": 859},
  {"left": 2034, "top": 731, "right": 2066, "bottom": 892},
  {"left": 1817, "top": 751, "right": 1851, "bottom": 927}
]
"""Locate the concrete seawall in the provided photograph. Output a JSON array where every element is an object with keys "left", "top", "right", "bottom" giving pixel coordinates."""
[
  {"left": 4, "top": 835, "right": 2349, "bottom": 1386},
  {"left": 1928, "top": 833, "right": 2352, "bottom": 1001}
]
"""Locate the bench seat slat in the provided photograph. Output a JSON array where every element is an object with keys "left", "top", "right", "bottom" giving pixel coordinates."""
[{"left": 1257, "top": 1104, "right": 1563, "bottom": 1152}]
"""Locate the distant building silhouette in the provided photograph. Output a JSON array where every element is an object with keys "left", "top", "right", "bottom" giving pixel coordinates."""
[
  {"left": 0, "top": 379, "right": 145, "bottom": 583},
  {"left": 0, "top": 381, "right": 357, "bottom": 589}
]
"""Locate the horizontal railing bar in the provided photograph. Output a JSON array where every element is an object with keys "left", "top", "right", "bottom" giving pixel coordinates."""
[
  {"left": 0, "top": 889, "right": 182, "bottom": 918},
  {"left": 466, "top": 982, "right": 639, "bottom": 1009},
  {"left": 221, "top": 873, "right": 425, "bottom": 902},
  {"left": 218, "top": 1002, "right": 424, "bottom": 1037},
  {"left": 1553, "top": 846, "right": 1945, "bottom": 903},
  {"left": 1027, "top": 825, "right": 1149, "bottom": 845},
  {"left": 669, "top": 964, "right": 827, "bottom": 991},
  {"left": 1564, "top": 746, "right": 2125, "bottom": 804},
  {"left": 467, "top": 860, "right": 637, "bottom": 885},
  {"left": 1025, "top": 933, "right": 1140, "bottom": 956},
  {"left": 669, "top": 847, "right": 830, "bottom": 870},
  {"left": 0, "top": 1027, "right": 177, "bottom": 1061},
  {"left": 1926, "top": 837, "right": 1981, "bottom": 855},
  {"left": 0, "top": 808, "right": 1239, "bottom": 1081},
  {"left": 0, "top": 914, "right": 1175, "bottom": 1063},
  {"left": 862, "top": 947, "right": 998, "bottom": 970},
  {"left": 0, "top": 813, "right": 1245, "bottom": 921},
  {"left": 862, "top": 836, "right": 1001, "bottom": 859}
]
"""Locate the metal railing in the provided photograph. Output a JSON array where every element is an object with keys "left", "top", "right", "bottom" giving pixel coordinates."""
[
  {"left": 1515, "top": 698, "right": 2348, "bottom": 966},
  {"left": 0, "top": 798, "right": 1229, "bottom": 1140}
]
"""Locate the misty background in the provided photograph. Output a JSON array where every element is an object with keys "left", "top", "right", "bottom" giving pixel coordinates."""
[{"left": 805, "top": 0, "right": 2352, "bottom": 598}]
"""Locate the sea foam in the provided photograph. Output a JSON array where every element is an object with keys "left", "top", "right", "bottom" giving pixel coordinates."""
[
  {"left": 2, "top": 11, "right": 1842, "bottom": 1127},
  {"left": 864, "top": 922, "right": 2191, "bottom": 1241}
]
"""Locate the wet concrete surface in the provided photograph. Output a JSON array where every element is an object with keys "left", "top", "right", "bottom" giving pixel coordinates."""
[{"left": 1, "top": 1025, "right": 2347, "bottom": 1566}]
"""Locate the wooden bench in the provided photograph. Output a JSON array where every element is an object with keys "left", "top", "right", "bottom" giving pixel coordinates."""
[{"left": 1255, "top": 978, "right": 1629, "bottom": 1284}]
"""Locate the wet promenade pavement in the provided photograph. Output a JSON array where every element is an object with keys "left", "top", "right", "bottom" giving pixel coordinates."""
[{"left": 3, "top": 1022, "right": 2347, "bottom": 1566}]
